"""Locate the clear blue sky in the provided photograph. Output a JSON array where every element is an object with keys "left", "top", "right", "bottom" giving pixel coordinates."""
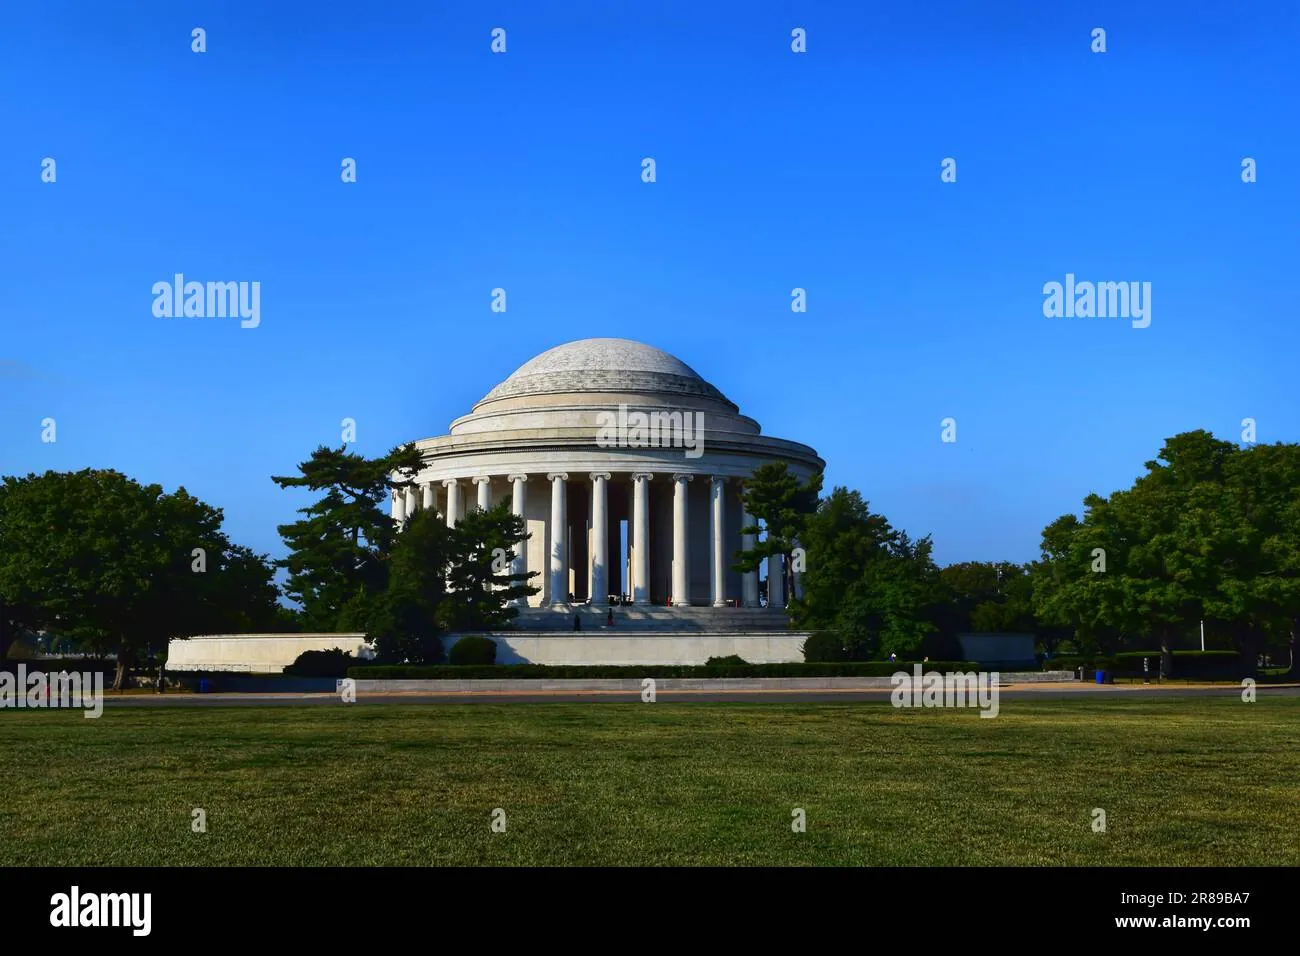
[{"left": 2, "top": 1, "right": 1297, "bottom": 567}]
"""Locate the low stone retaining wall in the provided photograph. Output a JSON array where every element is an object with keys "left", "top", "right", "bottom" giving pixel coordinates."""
[
  {"left": 167, "top": 633, "right": 369, "bottom": 673},
  {"left": 446, "top": 631, "right": 809, "bottom": 665},
  {"left": 167, "top": 631, "right": 810, "bottom": 671}
]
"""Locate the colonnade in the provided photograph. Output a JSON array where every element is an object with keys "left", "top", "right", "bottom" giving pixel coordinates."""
[{"left": 392, "top": 471, "right": 800, "bottom": 608}]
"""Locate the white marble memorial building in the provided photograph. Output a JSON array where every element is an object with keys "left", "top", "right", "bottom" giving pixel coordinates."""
[
  {"left": 394, "top": 338, "right": 824, "bottom": 610},
  {"left": 169, "top": 338, "right": 824, "bottom": 671}
]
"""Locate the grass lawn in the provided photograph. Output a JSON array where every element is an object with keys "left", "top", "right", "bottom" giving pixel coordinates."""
[{"left": 2, "top": 697, "right": 1297, "bottom": 866}]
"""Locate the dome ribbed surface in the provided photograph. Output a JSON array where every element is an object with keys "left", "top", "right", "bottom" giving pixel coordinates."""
[{"left": 477, "top": 338, "right": 733, "bottom": 406}]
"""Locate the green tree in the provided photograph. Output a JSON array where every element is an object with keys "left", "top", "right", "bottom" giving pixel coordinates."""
[
  {"left": 441, "top": 502, "right": 539, "bottom": 632},
  {"left": 940, "top": 561, "right": 1036, "bottom": 635},
  {"left": 0, "top": 469, "right": 280, "bottom": 688},
  {"left": 368, "top": 509, "right": 455, "bottom": 664},
  {"left": 0, "top": 476, "right": 42, "bottom": 661},
  {"left": 0, "top": 596, "right": 40, "bottom": 662},
  {"left": 733, "top": 462, "right": 823, "bottom": 608},
  {"left": 792, "top": 487, "right": 945, "bottom": 660},
  {"left": 369, "top": 503, "right": 538, "bottom": 663},
  {"left": 1031, "top": 432, "right": 1300, "bottom": 678},
  {"left": 271, "top": 443, "right": 423, "bottom": 630},
  {"left": 1212, "top": 441, "right": 1300, "bottom": 675}
]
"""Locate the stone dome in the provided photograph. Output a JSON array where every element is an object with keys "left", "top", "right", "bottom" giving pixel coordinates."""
[
  {"left": 420, "top": 337, "right": 822, "bottom": 489},
  {"left": 476, "top": 338, "right": 735, "bottom": 410}
]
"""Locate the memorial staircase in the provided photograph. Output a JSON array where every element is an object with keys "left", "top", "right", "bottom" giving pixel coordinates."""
[{"left": 511, "top": 605, "right": 791, "bottom": 633}]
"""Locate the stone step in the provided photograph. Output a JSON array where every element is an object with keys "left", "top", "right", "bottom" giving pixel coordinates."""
[{"left": 511, "top": 606, "right": 791, "bottom": 632}]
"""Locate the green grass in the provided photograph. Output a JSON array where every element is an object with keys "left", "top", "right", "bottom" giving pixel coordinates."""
[{"left": 2, "top": 697, "right": 1298, "bottom": 866}]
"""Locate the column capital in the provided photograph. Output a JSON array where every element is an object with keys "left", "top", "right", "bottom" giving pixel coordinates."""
[
  {"left": 589, "top": 472, "right": 612, "bottom": 482},
  {"left": 709, "top": 475, "right": 727, "bottom": 485},
  {"left": 442, "top": 478, "right": 459, "bottom": 488},
  {"left": 631, "top": 472, "right": 655, "bottom": 482},
  {"left": 471, "top": 475, "right": 492, "bottom": 485},
  {"left": 672, "top": 473, "right": 695, "bottom": 483},
  {"left": 546, "top": 472, "right": 569, "bottom": 482},
  {"left": 507, "top": 473, "right": 529, "bottom": 483}
]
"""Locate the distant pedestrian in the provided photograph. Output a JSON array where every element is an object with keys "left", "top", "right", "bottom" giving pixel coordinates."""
[{"left": 606, "top": 608, "right": 614, "bottom": 627}]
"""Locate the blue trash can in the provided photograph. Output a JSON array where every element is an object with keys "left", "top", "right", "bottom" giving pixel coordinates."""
[
  {"left": 1095, "top": 670, "right": 1106, "bottom": 685},
  {"left": 198, "top": 678, "right": 211, "bottom": 694}
]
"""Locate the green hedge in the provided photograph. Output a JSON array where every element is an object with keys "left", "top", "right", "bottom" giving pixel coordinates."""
[
  {"left": 347, "top": 661, "right": 982, "bottom": 680},
  {"left": 448, "top": 635, "right": 497, "bottom": 666},
  {"left": 283, "top": 648, "right": 355, "bottom": 678},
  {"left": 802, "top": 631, "right": 847, "bottom": 662}
]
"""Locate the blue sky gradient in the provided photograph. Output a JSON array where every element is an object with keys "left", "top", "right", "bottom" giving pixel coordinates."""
[{"left": 2, "top": 1, "right": 1297, "bottom": 566}]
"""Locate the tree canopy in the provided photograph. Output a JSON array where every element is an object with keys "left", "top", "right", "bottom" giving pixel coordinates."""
[
  {"left": 0, "top": 469, "right": 280, "bottom": 687},
  {"left": 368, "top": 503, "right": 538, "bottom": 664},
  {"left": 272, "top": 445, "right": 538, "bottom": 664},
  {"left": 1031, "top": 431, "right": 1300, "bottom": 676},
  {"left": 789, "top": 487, "right": 947, "bottom": 660},
  {"left": 271, "top": 443, "right": 423, "bottom": 631},
  {"left": 733, "top": 461, "right": 823, "bottom": 607}
]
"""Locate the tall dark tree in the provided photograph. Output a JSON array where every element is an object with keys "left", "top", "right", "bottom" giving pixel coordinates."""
[
  {"left": 940, "top": 561, "right": 1036, "bottom": 636},
  {"left": 369, "top": 503, "right": 538, "bottom": 663},
  {"left": 441, "top": 502, "right": 538, "bottom": 632},
  {"left": 733, "top": 461, "right": 823, "bottom": 608},
  {"left": 792, "top": 487, "right": 946, "bottom": 660},
  {"left": 368, "top": 509, "right": 456, "bottom": 664},
  {"left": 271, "top": 443, "right": 423, "bottom": 630},
  {"left": 0, "top": 478, "right": 41, "bottom": 661}
]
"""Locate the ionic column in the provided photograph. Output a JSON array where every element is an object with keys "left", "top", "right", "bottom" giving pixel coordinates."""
[
  {"left": 590, "top": 473, "right": 611, "bottom": 605},
  {"left": 547, "top": 472, "right": 568, "bottom": 606},
  {"left": 392, "top": 489, "right": 407, "bottom": 523},
  {"left": 508, "top": 474, "right": 528, "bottom": 606},
  {"left": 792, "top": 536, "right": 804, "bottom": 600},
  {"left": 632, "top": 473, "right": 653, "bottom": 605},
  {"left": 671, "top": 474, "right": 693, "bottom": 607},
  {"left": 710, "top": 476, "right": 727, "bottom": 607},
  {"left": 741, "top": 504, "right": 759, "bottom": 607},
  {"left": 404, "top": 485, "right": 419, "bottom": 518},
  {"left": 443, "top": 479, "right": 461, "bottom": 528},
  {"left": 768, "top": 552, "right": 785, "bottom": 610},
  {"left": 473, "top": 476, "right": 492, "bottom": 512},
  {"left": 421, "top": 482, "right": 435, "bottom": 511}
]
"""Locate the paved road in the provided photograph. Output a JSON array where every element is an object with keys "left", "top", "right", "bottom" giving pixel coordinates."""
[{"left": 101, "top": 683, "right": 1300, "bottom": 706}]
